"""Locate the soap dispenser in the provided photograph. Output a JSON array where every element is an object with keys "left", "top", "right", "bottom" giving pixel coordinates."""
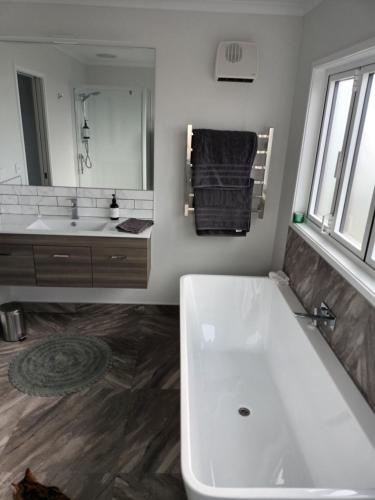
[{"left": 110, "top": 194, "right": 119, "bottom": 220}]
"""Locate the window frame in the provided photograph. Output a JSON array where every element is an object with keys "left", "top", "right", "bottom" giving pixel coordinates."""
[
  {"left": 308, "top": 69, "right": 358, "bottom": 227},
  {"left": 307, "top": 62, "right": 375, "bottom": 269}
]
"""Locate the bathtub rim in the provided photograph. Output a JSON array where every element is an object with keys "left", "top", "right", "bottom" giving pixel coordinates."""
[{"left": 180, "top": 274, "right": 375, "bottom": 500}]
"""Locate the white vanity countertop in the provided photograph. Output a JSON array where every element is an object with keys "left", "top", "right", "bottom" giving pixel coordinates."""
[{"left": 0, "top": 215, "right": 153, "bottom": 239}]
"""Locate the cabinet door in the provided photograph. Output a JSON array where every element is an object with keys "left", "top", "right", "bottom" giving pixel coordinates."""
[
  {"left": 92, "top": 245, "right": 148, "bottom": 288},
  {"left": 0, "top": 244, "right": 36, "bottom": 285},
  {"left": 34, "top": 246, "right": 92, "bottom": 287}
]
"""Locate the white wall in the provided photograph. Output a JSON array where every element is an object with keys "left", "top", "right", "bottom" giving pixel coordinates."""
[
  {"left": 273, "top": 0, "right": 375, "bottom": 269},
  {"left": 86, "top": 64, "right": 154, "bottom": 90},
  {"left": 0, "top": 2, "right": 301, "bottom": 304},
  {"left": 0, "top": 42, "right": 85, "bottom": 187}
]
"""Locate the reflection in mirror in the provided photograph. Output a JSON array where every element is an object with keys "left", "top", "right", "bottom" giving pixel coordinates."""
[{"left": 0, "top": 42, "right": 155, "bottom": 190}]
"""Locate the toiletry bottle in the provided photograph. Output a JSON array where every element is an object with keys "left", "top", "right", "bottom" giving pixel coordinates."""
[{"left": 110, "top": 194, "right": 119, "bottom": 220}]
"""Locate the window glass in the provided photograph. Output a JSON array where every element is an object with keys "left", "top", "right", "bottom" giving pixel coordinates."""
[
  {"left": 338, "top": 74, "right": 375, "bottom": 249},
  {"left": 312, "top": 78, "right": 354, "bottom": 220}
]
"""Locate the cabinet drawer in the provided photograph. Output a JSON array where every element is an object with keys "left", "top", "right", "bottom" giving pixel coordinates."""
[
  {"left": 0, "top": 244, "right": 36, "bottom": 285},
  {"left": 34, "top": 246, "right": 92, "bottom": 287},
  {"left": 92, "top": 246, "right": 148, "bottom": 288}
]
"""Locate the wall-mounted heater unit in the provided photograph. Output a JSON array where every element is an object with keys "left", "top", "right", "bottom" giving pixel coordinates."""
[{"left": 215, "top": 41, "right": 258, "bottom": 82}]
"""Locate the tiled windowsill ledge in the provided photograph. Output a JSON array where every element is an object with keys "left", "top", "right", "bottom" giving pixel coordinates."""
[{"left": 290, "top": 222, "right": 375, "bottom": 309}]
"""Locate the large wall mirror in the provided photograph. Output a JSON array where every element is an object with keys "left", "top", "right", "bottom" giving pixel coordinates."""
[{"left": 0, "top": 41, "right": 155, "bottom": 191}]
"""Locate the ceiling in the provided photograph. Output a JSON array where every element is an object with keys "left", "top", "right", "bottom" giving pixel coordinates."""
[{"left": 0, "top": 0, "right": 323, "bottom": 16}]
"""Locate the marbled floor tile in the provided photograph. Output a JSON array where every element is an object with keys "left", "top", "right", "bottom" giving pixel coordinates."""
[
  {"left": 0, "top": 304, "right": 184, "bottom": 499},
  {"left": 46, "top": 471, "right": 115, "bottom": 500},
  {"left": 21, "top": 303, "right": 78, "bottom": 313},
  {"left": 103, "top": 334, "right": 139, "bottom": 389},
  {"left": 24, "top": 312, "right": 74, "bottom": 338},
  {"left": 0, "top": 382, "right": 131, "bottom": 475},
  {"left": 113, "top": 474, "right": 187, "bottom": 500},
  {"left": 132, "top": 337, "right": 180, "bottom": 390},
  {"left": 76, "top": 303, "right": 141, "bottom": 315},
  {"left": 140, "top": 312, "right": 180, "bottom": 340},
  {"left": 70, "top": 309, "right": 142, "bottom": 340},
  {"left": 141, "top": 305, "right": 180, "bottom": 318},
  {"left": 118, "top": 390, "right": 180, "bottom": 476},
  {"left": 0, "top": 470, "right": 115, "bottom": 500},
  {"left": 0, "top": 338, "right": 50, "bottom": 456}
]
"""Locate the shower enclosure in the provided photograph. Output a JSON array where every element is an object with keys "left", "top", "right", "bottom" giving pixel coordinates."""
[{"left": 74, "top": 86, "right": 153, "bottom": 190}]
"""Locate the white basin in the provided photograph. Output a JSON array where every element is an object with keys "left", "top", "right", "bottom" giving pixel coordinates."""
[{"left": 27, "top": 218, "right": 108, "bottom": 232}]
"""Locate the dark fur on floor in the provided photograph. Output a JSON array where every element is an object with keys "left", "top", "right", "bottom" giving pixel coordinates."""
[{"left": 12, "top": 469, "right": 71, "bottom": 500}]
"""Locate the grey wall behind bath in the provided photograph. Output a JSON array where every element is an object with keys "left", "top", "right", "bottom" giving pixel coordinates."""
[
  {"left": 284, "top": 227, "right": 375, "bottom": 412},
  {"left": 273, "top": 0, "right": 375, "bottom": 269},
  {"left": 0, "top": 2, "right": 301, "bottom": 304}
]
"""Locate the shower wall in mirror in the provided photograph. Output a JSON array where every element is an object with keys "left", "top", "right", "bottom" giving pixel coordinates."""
[{"left": 0, "top": 42, "right": 155, "bottom": 191}]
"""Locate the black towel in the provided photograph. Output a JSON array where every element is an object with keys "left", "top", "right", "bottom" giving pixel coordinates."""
[
  {"left": 194, "top": 181, "right": 254, "bottom": 236},
  {"left": 191, "top": 129, "right": 258, "bottom": 188},
  {"left": 191, "top": 128, "right": 257, "bottom": 236},
  {"left": 116, "top": 218, "right": 153, "bottom": 234}
]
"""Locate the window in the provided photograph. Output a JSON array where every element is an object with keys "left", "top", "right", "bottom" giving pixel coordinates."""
[{"left": 308, "top": 63, "right": 375, "bottom": 269}]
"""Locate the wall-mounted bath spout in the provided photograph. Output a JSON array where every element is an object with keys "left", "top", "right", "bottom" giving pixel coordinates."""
[{"left": 294, "top": 302, "right": 336, "bottom": 331}]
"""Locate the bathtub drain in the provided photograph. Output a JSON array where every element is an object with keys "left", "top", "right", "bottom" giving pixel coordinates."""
[{"left": 238, "top": 407, "right": 251, "bottom": 417}]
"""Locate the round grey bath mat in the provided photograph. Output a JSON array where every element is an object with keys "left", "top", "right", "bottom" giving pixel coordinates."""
[{"left": 8, "top": 335, "right": 112, "bottom": 396}]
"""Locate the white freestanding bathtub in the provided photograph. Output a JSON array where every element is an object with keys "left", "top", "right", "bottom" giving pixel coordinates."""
[{"left": 180, "top": 275, "right": 375, "bottom": 500}]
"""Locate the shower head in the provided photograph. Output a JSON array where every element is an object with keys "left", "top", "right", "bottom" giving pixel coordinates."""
[{"left": 79, "top": 91, "right": 101, "bottom": 102}]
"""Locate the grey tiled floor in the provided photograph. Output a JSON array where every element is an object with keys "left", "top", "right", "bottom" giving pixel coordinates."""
[{"left": 0, "top": 304, "right": 187, "bottom": 499}]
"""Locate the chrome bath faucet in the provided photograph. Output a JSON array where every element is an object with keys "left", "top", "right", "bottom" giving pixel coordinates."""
[
  {"left": 70, "top": 198, "right": 79, "bottom": 220},
  {"left": 295, "top": 302, "right": 336, "bottom": 331}
]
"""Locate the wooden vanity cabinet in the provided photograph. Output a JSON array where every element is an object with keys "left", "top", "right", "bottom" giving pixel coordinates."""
[
  {"left": 0, "top": 244, "right": 36, "bottom": 285},
  {"left": 34, "top": 245, "right": 92, "bottom": 287},
  {"left": 0, "top": 234, "right": 150, "bottom": 288}
]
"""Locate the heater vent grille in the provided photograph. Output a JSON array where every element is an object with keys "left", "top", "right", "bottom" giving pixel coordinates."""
[{"left": 225, "top": 43, "right": 243, "bottom": 63}]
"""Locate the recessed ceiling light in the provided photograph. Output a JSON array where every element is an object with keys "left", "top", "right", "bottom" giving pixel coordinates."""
[{"left": 96, "top": 53, "right": 117, "bottom": 59}]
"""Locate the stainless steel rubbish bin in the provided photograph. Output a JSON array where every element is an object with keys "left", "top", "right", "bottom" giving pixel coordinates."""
[{"left": 0, "top": 303, "right": 26, "bottom": 342}]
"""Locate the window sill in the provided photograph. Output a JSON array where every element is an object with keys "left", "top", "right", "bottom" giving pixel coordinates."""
[{"left": 290, "top": 221, "right": 375, "bottom": 308}]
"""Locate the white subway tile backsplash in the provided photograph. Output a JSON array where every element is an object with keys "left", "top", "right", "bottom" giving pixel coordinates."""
[
  {"left": 116, "top": 189, "right": 153, "bottom": 200},
  {"left": 37, "top": 186, "right": 77, "bottom": 197},
  {"left": 78, "top": 207, "right": 110, "bottom": 218},
  {"left": 18, "top": 196, "right": 57, "bottom": 206},
  {"left": 18, "top": 196, "right": 37, "bottom": 205},
  {"left": 1, "top": 204, "right": 22, "bottom": 214},
  {"left": 0, "top": 185, "right": 17, "bottom": 195},
  {"left": 13, "top": 186, "right": 38, "bottom": 195},
  {"left": 96, "top": 198, "right": 110, "bottom": 209},
  {"left": 39, "top": 206, "right": 71, "bottom": 216},
  {"left": 57, "top": 197, "right": 96, "bottom": 208},
  {"left": 134, "top": 199, "right": 153, "bottom": 210},
  {"left": 0, "top": 195, "right": 18, "bottom": 205},
  {"left": 57, "top": 197, "right": 73, "bottom": 207},
  {"left": 119, "top": 209, "right": 153, "bottom": 219},
  {"left": 77, "top": 188, "right": 113, "bottom": 199},
  {"left": 38, "top": 196, "right": 58, "bottom": 206},
  {"left": 0, "top": 185, "right": 154, "bottom": 221},
  {"left": 78, "top": 197, "right": 96, "bottom": 208},
  {"left": 101, "top": 198, "right": 134, "bottom": 209},
  {"left": 20, "top": 205, "right": 39, "bottom": 215}
]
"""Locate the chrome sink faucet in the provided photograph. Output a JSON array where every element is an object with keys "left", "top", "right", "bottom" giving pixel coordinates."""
[
  {"left": 70, "top": 198, "right": 79, "bottom": 220},
  {"left": 294, "top": 302, "right": 336, "bottom": 331}
]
